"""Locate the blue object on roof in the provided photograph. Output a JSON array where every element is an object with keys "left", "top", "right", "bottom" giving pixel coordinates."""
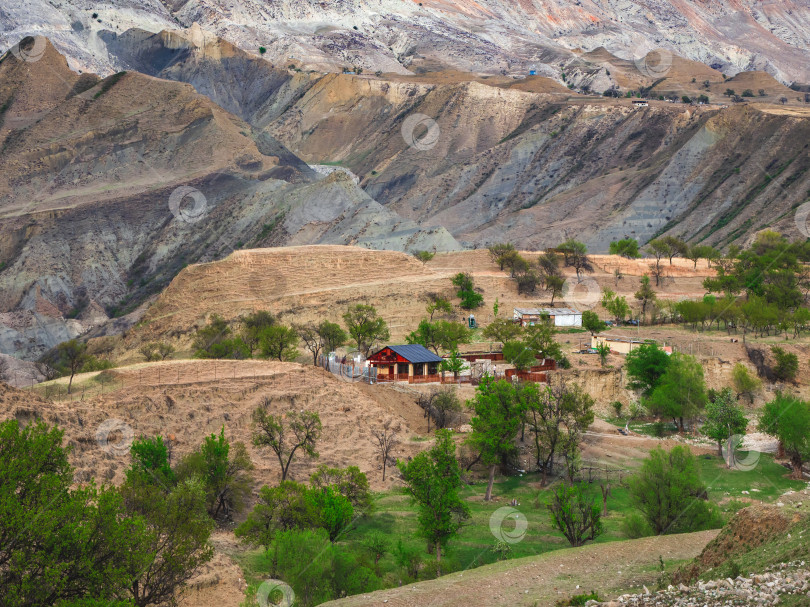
[{"left": 384, "top": 344, "right": 444, "bottom": 363}]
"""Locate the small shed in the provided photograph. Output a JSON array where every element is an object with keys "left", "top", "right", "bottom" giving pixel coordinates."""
[
  {"left": 514, "top": 307, "right": 582, "bottom": 327},
  {"left": 367, "top": 345, "right": 443, "bottom": 381},
  {"left": 632, "top": 99, "right": 649, "bottom": 107}
]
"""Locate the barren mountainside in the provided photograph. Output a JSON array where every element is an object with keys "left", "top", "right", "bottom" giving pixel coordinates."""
[
  {"left": 2, "top": 0, "right": 809, "bottom": 84},
  {"left": 1, "top": 3, "right": 810, "bottom": 360},
  {"left": 0, "top": 40, "right": 458, "bottom": 359}
]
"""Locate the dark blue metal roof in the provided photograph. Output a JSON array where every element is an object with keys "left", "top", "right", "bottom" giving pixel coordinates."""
[{"left": 386, "top": 344, "right": 444, "bottom": 363}]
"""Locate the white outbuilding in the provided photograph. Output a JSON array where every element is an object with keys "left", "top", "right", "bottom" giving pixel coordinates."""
[{"left": 513, "top": 307, "right": 582, "bottom": 328}]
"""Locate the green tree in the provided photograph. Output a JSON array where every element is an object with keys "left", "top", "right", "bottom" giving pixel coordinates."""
[
  {"left": 413, "top": 250, "right": 435, "bottom": 264},
  {"left": 140, "top": 343, "right": 160, "bottom": 362},
  {"left": 361, "top": 531, "right": 390, "bottom": 573},
  {"left": 581, "top": 310, "right": 606, "bottom": 336},
  {"left": 704, "top": 231, "right": 804, "bottom": 311},
  {"left": 758, "top": 393, "right": 810, "bottom": 478},
  {"left": 482, "top": 317, "right": 524, "bottom": 343},
  {"left": 515, "top": 268, "right": 541, "bottom": 295},
  {"left": 523, "top": 380, "right": 594, "bottom": 485},
  {"left": 625, "top": 342, "right": 670, "bottom": 397},
  {"left": 595, "top": 342, "right": 610, "bottom": 367},
  {"left": 265, "top": 528, "right": 335, "bottom": 606},
  {"left": 545, "top": 274, "right": 565, "bottom": 305},
  {"left": 156, "top": 342, "right": 175, "bottom": 360},
  {"left": 235, "top": 481, "right": 316, "bottom": 550},
  {"left": 451, "top": 272, "right": 484, "bottom": 309},
  {"left": 646, "top": 352, "right": 707, "bottom": 431},
  {"left": 601, "top": 289, "right": 631, "bottom": 324},
  {"left": 126, "top": 436, "right": 175, "bottom": 487},
  {"left": 176, "top": 427, "right": 254, "bottom": 522},
  {"left": 343, "top": 304, "right": 390, "bottom": 357},
  {"left": 686, "top": 244, "right": 719, "bottom": 269},
  {"left": 488, "top": 243, "right": 517, "bottom": 270},
  {"left": 466, "top": 377, "right": 526, "bottom": 500},
  {"left": 547, "top": 482, "right": 603, "bottom": 547},
  {"left": 701, "top": 388, "right": 749, "bottom": 458},
  {"left": 259, "top": 324, "right": 300, "bottom": 361},
  {"left": 505, "top": 253, "right": 531, "bottom": 278},
  {"left": 192, "top": 314, "right": 233, "bottom": 358},
  {"left": 660, "top": 236, "right": 688, "bottom": 264},
  {"left": 609, "top": 238, "right": 641, "bottom": 258},
  {"left": 731, "top": 362, "right": 761, "bottom": 403},
  {"left": 55, "top": 339, "right": 89, "bottom": 394},
  {"left": 306, "top": 486, "right": 354, "bottom": 542},
  {"left": 121, "top": 475, "right": 214, "bottom": 607},
  {"left": 398, "top": 429, "right": 470, "bottom": 574},
  {"left": 239, "top": 310, "right": 276, "bottom": 356},
  {"left": 0, "top": 420, "right": 148, "bottom": 606},
  {"left": 523, "top": 320, "right": 563, "bottom": 361},
  {"left": 406, "top": 319, "right": 471, "bottom": 354},
  {"left": 771, "top": 346, "right": 799, "bottom": 382},
  {"left": 426, "top": 296, "right": 453, "bottom": 321},
  {"left": 321, "top": 320, "right": 348, "bottom": 354},
  {"left": 502, "top": 340, "right": 536, "bottom": 371},
  {"left": 634, "top": 274, "right": 656, "bottom": 321},
  {"left": 440, "top": 350, "right": 468, "bottom": 380},
  {"left": 610, "top": 238, "right": 641, "bottom": 259},
  {"left": 628, "top": 446, "right": 720, "bottom": 534},
  {"left": 646, "top": 239, "right": 670, "bottom": 285},
  {"left": 309, "top": 464, "right": 372, "bottom": 514},
  {"left": 252, "top": 402, "right": 322, "bottom": 480},
  {"left": 557, "top": 239, "right": 591, "bottom": 279},
  {"left": 297, "top": 320, "right": 347, "bottom": 365}
]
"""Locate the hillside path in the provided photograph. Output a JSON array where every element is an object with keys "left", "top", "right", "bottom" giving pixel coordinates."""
[{"left": 324, "top": 531, "right": 719, "bottom": 607}]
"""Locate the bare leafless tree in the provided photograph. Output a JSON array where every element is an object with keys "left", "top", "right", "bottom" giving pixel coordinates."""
[
  {"left": 416, "top": 391, "right": 440, "bottom": 433},
  {"left": 371, "top": 424, "right": 399, "bottom": 482},
  {"left": 34, "top": 361, "right": 58, "bottom": 381},
  {"left": 251, "top": 398, "right": 322, "bottom": 480}
]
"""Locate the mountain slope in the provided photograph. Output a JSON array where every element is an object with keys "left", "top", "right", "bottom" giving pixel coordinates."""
[
  {"left": 0, "top": 40, "right": 458, "bottom": 359},
  {"left": 2, "top": 0, "right": 809, "bottom": 85},
  {"left": 261, "top": 71, "right": 810, "bottom": 251}
]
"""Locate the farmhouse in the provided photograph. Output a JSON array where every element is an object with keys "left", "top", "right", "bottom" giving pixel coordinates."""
[
  {"left": 367, "top": 344, "right": 443, "bottom": 382},
  {"left": 513, "top": 307, "right": 582, "bottom": 327}
]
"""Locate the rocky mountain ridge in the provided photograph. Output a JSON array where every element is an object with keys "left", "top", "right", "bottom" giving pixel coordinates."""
[
  {"left": 3, "top": 0, "right": 810, "bottom": 85},
  {"left": 0, "top": 39, "right": 458, "bottom": 359}
]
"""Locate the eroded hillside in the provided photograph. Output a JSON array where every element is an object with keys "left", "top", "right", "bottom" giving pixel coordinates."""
[
  {"left": 0, "top": 40, "right": 457, "bottom": 359},
  {"left": 4, "top": 0, "right": 810, "bottom": 84}
]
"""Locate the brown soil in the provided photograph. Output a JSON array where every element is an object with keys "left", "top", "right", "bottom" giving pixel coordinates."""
[
  {"left": 2, "top": 359, "right": 428, "bottom": 491},
  {"left": 672, "top": 503, "right": 797, "bottom": 584}
]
